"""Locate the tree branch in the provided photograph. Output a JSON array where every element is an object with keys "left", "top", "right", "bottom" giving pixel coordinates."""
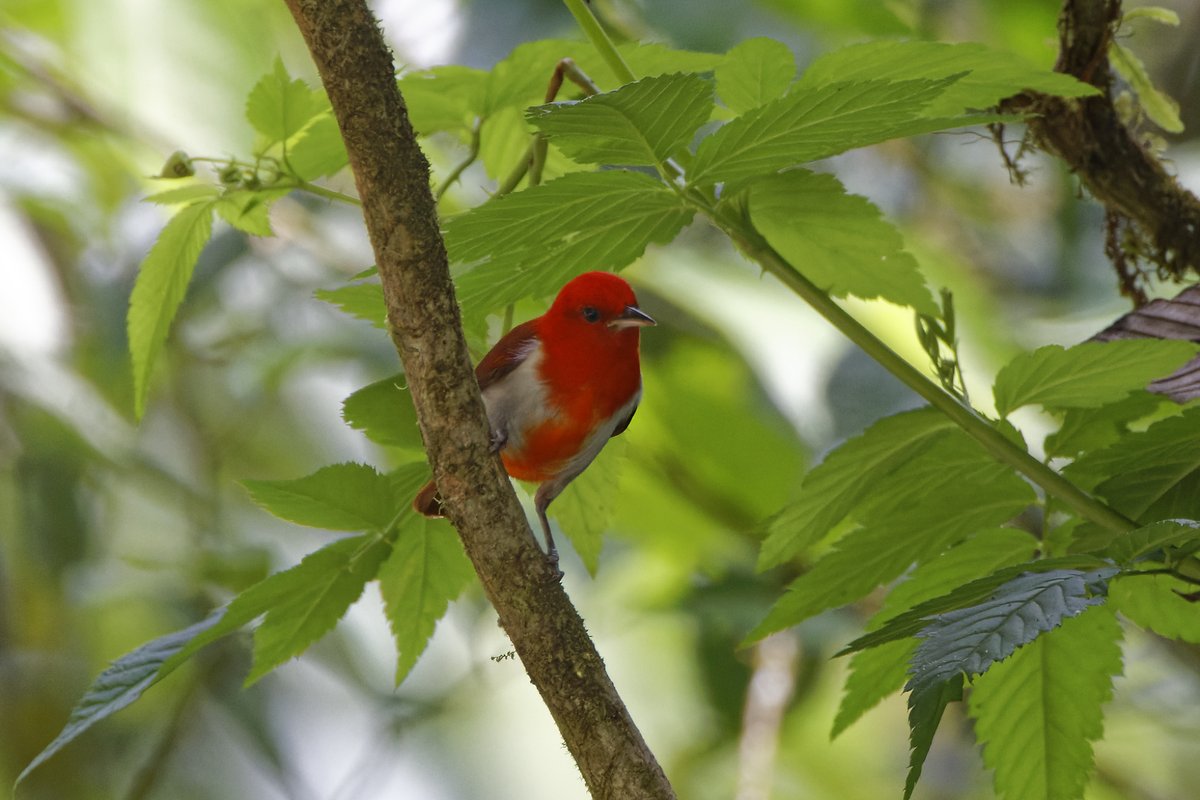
[
  {"left": 1005, "top": 0, "right": 1200, "bottom": 301},
  {"left": 279, "top": 1, "right": 675, "bottom": 797}
]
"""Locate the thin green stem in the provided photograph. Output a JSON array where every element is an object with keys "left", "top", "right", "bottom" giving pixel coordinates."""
[
  {"left": 701, "top": 207, "right": 1137, "bottom": 537},
  {"left": 285, "top": 179, "right": 362, "bottom": 206},
  {"left": 562, "top": 0, "right": 635, "bottom": 85},
  {"left": 435, "top": 117, "right": 484, "bottom": 202}
]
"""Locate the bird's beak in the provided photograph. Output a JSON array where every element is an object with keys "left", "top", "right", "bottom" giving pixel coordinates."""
[{"left": 609, "top": 305, "right": 656, "bottom": 329}]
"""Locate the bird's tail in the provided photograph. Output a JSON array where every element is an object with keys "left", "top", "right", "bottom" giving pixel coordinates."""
[{"left": 412, "top": 479, "right": 445, "bottom": 518}]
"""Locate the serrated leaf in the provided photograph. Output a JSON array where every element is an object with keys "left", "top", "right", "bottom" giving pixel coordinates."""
[
  {"left": 833, "top": 528, "right": 1036, "bottom": 738},
  {"left": 246, "top": 59, "right": 327, "bottom": 144},
  {"left": 688, "top": 75, "right": 968, "bottom": 187},
  {"left": 341, "top": 373, "right": 421, "bottom": 449},
  {"left": 445, "top": 171, "right": 692, "bottom": 319},
  {"left": 315, "top": 282, "right": 387, "bottom": 329},
  {"left": 398, "top": 65, "right": 488, "bottom": 135},
  {"left": 1043, "top": 390, "right": 1165, "bottom": 459},
  {"left": 968, "top": 606, "right": 1122, "bottom": 800},
  {"left": 759, "top": 408, "right": 955, "bottom": 570},
  {"left": 527, "top": 73, "right": 713, "bottom": 166},
  {"left": 903, "top": 674, "right": 963, "bottom": 800},
  {"left": 551, "top": 438, "right": 626, "bottom": 575},
  {"left": 1109, "top": 42, "right": 1184, "bottom": 133},
  {"left": 993, "top": 340, "right": 1197, "bottom": 417},
  {"left": 288, "top": 113, "right": 349, "bottom": 179},
  {"left": 143, "top": 184, "right": 221, "bottom": 205},
  {"left": 379, "top": 516, "right": 474, "bottom": 684},
  {"left": 127, "top": 200, "right": 215, "bottom": 418},
  {"left": 243, "top": 462, "right": 399, "bottom": 531},
  {"left": 839, "top": 555, "right": 1114, "bottom": 655},
  {"left": 215, "top": 189, "right": 289, "bottom": 237},
  {"left": 1103, "top": 519, "right": 1200, "bottom": 565},
  {"left": 1110, "top": 574, "right": 1200, "bottom": 643},
  {"left": 1065, "top": 406, "right": 1200, "bottom": 525},
  {"left": 905, "top": 567, "right": 1117, "bottom": 696},
  {"left": 798, "top": 40, "right": 1098, "bottom": 119},
  {"left": 247, "top": 533, "right": 391, "bottom": 684},
  {"left": 749, "top": 169, "right": 937, "bottom": 315},
  {"left": 749, "top": 432, "right": 1035, "bottom": 641},
  {"left": 716, "top": 37, "right": 795, "bottom": 114}
]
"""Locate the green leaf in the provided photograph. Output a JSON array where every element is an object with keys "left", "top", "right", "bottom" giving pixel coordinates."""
[
  {"left": 215, "top": 188, "right": 289, "bottom": 237},
  {"left": 551, "top": 438, "right": 626, "bottom": 575},
  {"left": 288, "top": 113, "right": 349, "bottom": 179},
  {"left": 969, "top": 606, "right": 1122, "bottom": 800},
  {"left": 243, "top": 462, "right": 399, "bottom": 531},
  {"left": 688, "top": 75, "right": 967, "bottom": 187},
  {"left": 749, "top": 431, "right": 1035, "bottom": 641},
  {"left": 127, "top": 200, "right": 215, "bottom": 418},
  {"left": 833, "top": 528, "right": 1036, "bottom": 738},
  {"left": 798, "top": 40, "right": 1098, "bottom": 119},
  {"left": 144, "top": 184, "right": 221, "bottom": 205},
  {"left": 758, "top": 408, "right": 955, "bottom": 571},
  {"left": 1110, "top": 574, "right": 1200, "bottom": 643},
  {"left": 1109, "top": 42, "right": 1184, "bottom": 133},
  {"left": 1043, "top": 390, "right": 1165, "bottom": 459},
  {"left": 341, "top": 373, "right": 422, "bottom": 449},
  {"left": 1103, "top": 519, "right": 1200, "bottom": 565},
  {"left": 379, "top": 516, "right": 474, "bottom": 684},
  {"left": 246, "top": 58, "right": 327, "bottom": 143},
  {"left": 749, "top": 169, "right": 937, "bottom": 315},
  {"left": 445, "top": 170, "right": 692, "bottom": 319},
  {"left": 527, "top": 73, "right": 714, "bottom": 166},
  {"left": 1066, "top": 406, "right": 1200, "bottom": 524},
  {"left": 398, "top": 65, "right": 488, "bottom": 135},
  {"left": 314, "top": 282, "right": 387, "bottom": 329},
  {"left": 839, "top": 555, "right": 1114, "bottom": 655},
  {"left": 905, "top": 567, "right": 1117, "bottom": 695},
  {"left": 993, "top": 340, "right": 1197, "bottom": 417},
  {"left": 1123, "top": 6, "right": 1180, "bottom": 26},
  {"left": 715, "top": 37, "right": 795, "bottom": 114},
  {"left": 247, "top": 533, "right": 392, "bottom": 684},
  {"left": 15, "top": 611, "right": 226, "bottom": 787},
  {"left": 903, "top": 674, "right": 963, "bottom": 800}
]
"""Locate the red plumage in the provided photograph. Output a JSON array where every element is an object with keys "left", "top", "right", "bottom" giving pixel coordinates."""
[{"left": 413, "top": 271, "right": 654, "bottom": 571}]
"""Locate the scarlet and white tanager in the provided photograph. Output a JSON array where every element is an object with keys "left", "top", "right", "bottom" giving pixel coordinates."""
[{"left": 413, "top": 271, "right": 654, "bottom": 569}]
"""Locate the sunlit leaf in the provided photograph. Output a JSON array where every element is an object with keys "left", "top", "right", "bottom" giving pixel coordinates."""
[
  {"left": 749, "top": 169, "right": 937, "bottom": 314},
  {"left": 246, "top": 533, "right": 392, "bottom": 684},
  {"left": 341, "top": 373, "right": 422, "bottom": 450},
  {"left": 289, "top": 113, "right": 349, "bottom": 179},
  {"left": 242, "top": 462, "right": 399, "bottom": 531},
  {"left": 551, "top": 438, "right": 626, "bottom": 575},
  {"left": 215, "top": 188, "right": 289, "bottom": 237},
  {"left": 528, "top": 72, "right": 714, "bottom": 166},
  {"left": 904, "top": 675, "right": 963, "bottom": 800},
  {"left": 379, "top": 516, "right": 474, "bottom": 684},
  {"left": 398, "top": 65, "right": 488, "bottom": 135},
  {"left": 1109, "top": 42, "right": 1184, "bottom": 133},
  {"left": 1110, "top": 574, "right": 1200, "bottom": 643},
  {"left": 127, "top": 200, "right": 215, "bottom": 418},
  {"left": 314, "top": 282, "right": 387, "bottom": 329},
  {"left": 1043, "top": 391, "right": 1165, "bottom": 459},
  {"left": 715, "top": 37, "right": 795, "bottom": 114},
  {"left": 993, "top": 340, "right": 1197, "bottom": 417},
  {"left": 246, "top": 58, "right": 327, "bottom": 143},
  {"left": 969, "top": 606, "right": 1122, "bottom": 800}
]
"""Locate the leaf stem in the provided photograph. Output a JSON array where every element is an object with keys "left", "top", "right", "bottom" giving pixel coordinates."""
[
  {"left": 287, "top": 179, "right": 362, "bottom": 206},
  {"left": 703, "top": 209, "right": 1137, "bottom": 537},
  {"left": 562, "top": 0, "right": 636, "bottom": 85},
  {"left": 435, "top": 117, "right": 484, "bottom": 203}
]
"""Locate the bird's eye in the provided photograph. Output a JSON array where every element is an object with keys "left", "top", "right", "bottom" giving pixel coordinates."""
[{"left": 582, "top": 306, "right": 600, "bottom": 323}]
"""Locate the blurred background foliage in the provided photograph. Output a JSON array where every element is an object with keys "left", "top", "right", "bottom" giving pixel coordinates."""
[{"left": 2, "top": 1, "right": 1200, "bottom": 798}]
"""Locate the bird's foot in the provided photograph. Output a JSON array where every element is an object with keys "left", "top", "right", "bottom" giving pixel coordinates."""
[
  {"left": 489, "top": 429, "right": 508, "bottom": 454},
  {"left": 545, "top": 548, "right": 563, "bottom": 582}
]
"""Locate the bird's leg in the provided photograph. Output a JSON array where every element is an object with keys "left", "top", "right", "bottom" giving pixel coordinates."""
[{"left": 534, "top": 485, "right": 564, "bottom": 581}]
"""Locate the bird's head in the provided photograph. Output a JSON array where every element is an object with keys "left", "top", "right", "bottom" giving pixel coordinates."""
[{"left": 546, "top": 272, "right": 656, "bottom": 341}]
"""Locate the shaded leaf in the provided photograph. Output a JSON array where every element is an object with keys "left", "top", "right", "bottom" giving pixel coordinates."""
[
  {"left": 315, "top": 282, "right": 387, "bottom": 329},
  {"left": 715, "top": 37, "right": 795, "bottom": 114},
  {"left": 749, "top": 169, "right": 937, "bottom": 314},
  {"left": 992, "top": 340, "right": 1197, "bottom": 417},
  {"left": 243, "top": 462, "right": 399, "bottom": 531},
  {"left": 127, "top": 200, "right": 215, "bottom": 417},
  {"left": 968, "top": 606, "right": 1122, "bottom": 800},
  {"left": 1043, "top": 391, "right": 1165, "bottom": 459},
  {"left": 288, "top": 113, "right": 349, "bottom": 179},
  {"left": 379, "top": 516, "right": 474, "bottom": 684},
  {"left": 1103, "top": 518, "right": 1200, "bottom": 565},
  {"left": 1110, "top": 42, "right": 1183, "bottom": 133},
  {"left": 144, "top": 184, "right": 220, "bottom": 205},
  {"left": 904, "top": 675, "right": 963, "bottom": 800},
  {"left": 398, "top": 65, "right": 488, "bottom": 135},
  {"left": 528, "top": 72, "right": 713, "bottom": 166},
  {"left": 341, "top": 373, "right": 422, "bottom": 450},
  {"left": 247, "top": 533, "right": 392, "bottom": 684}
]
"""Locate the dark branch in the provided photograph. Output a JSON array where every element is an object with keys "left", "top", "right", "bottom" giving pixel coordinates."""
[{"left": 280, "top": 1, "right": 675, "bottom": 797}]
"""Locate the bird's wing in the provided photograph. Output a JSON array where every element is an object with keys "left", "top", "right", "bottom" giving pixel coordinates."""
[
  {"left": 609, "top": 397, "right": 639, "bottom": 438},
  {"left": 475, "top": 319, "right": 540, "bottom": 391}
]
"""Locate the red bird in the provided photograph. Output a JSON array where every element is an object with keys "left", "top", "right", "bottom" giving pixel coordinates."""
[{"left": 414, "top": 271, "right": 654, "bottom": 570}]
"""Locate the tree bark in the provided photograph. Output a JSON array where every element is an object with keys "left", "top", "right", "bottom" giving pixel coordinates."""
[{"left": 280, "top": 1, "right": 676, "bottom": 798}]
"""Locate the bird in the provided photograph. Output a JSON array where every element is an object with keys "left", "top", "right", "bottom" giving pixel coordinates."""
[{"left": 413, "top": 271, "right": 654, "bottom": 572}]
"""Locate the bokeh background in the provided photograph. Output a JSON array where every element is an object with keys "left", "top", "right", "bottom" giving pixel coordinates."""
[{"left": 3, "top": 1, "right": 1200, "bottom": 798}]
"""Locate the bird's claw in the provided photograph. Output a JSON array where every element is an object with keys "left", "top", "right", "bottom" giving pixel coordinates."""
[
  {"left": 546, "top": 549, "right": 563, "bottom": 582},
  {"left": 489, "top": 429, "right": 508, "bottom": 454}
]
